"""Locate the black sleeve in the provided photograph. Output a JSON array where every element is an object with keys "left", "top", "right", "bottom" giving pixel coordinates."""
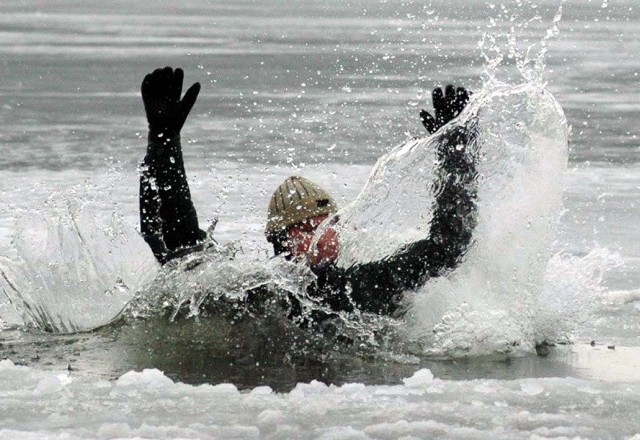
[
  {"left": 139, "top": 133, "right": 206, "bottom": 264},
  {"left": 335, "top": 123, "right": 479, "bottom": 315}
]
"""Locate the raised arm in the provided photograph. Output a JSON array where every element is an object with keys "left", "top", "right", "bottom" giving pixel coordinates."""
[
  {"left": 139, "top": 67, "right": 205, "bottom": 264},
  {"left": 387, "top": 85, "right": 477, "bottom": 279},
  {"left": 318, "top": 85, "right": 477, "bottom": 315}
]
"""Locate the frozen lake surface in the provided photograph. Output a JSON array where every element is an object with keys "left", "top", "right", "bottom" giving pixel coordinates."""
[{"left": 1, "top": 0, "right": 640, "bottom": 438}]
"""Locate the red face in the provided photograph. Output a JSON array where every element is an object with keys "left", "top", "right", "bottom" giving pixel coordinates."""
[{"left": 287, "top": 215, "right": 340, "bottom": 266}]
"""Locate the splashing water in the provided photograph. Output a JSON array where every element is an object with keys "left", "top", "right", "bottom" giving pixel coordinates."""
[
  {"left": 536, "top": 248, "right": 624, "bottom": 343},
  {"left": 119, "top": 240, "right": 401, "bottom": 351},
  {"left": 304, "top": 1, "right": 576, "bottom": 356},
  {"left": 325, "top": 134, "right": 441, "bottom": 266},
  {"left": 0, "top": 182, "right": 155, "bottom": 333},
  {"left": 417, "top": 1, "right": 606, "bottom": 355},
  {"left": 122, "top": 241, "right": 314, "bottom": 322},
  {"left": 324, "top": 81, "right": 569, "bottom": 356},
  {"left": 479, "top": 0, "right": 565, "bottom": 86}
]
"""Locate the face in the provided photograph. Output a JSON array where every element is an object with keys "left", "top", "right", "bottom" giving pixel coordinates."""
[{"left": 287, "top": 215, "right": 340, "bottom": 266}]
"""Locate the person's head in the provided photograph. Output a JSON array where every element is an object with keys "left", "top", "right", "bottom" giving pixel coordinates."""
[{"left": 265, "top": 176, "right": 339, "bottom": 265}]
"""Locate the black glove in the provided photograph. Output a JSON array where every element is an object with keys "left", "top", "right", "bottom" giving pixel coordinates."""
[
  {"left": 141, "top": 66, "right": 200, "bottom": 137},
  {"left": 420, "top": 85, "right": 470, "bottom": 134}
]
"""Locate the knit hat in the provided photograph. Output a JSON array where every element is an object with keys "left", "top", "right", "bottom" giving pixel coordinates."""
[{"left": 265, "top": 176, "right": 337, "bottom": 241}]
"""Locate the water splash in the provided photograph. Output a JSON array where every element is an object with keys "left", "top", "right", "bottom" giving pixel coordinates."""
[
  {"left": 119, "top": 240, "right": 400, "bottom": 351},
  {"left": 536, "top": 248, "right": 624, "bottom": 343},
  {"left": 480, "top": 0, "right": 566, "bottom": 86},
  {"left": 0, "top": 181, "right": 154, "bottom": 333},
  {"left": 325, "top": 134, "right": 440, "bottom": 266},
  {"left": 322, "top": 81, "right": 568, "bottom": 356},
  {"left": 122, "top": 241, "right": 312, "bottom": 321}
]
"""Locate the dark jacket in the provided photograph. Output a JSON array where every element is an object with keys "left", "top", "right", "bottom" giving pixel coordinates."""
[{"left": 140, "top": 125, "right": 478, "bottom": 321}]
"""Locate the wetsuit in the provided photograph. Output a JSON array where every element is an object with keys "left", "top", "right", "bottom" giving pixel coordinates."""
[
  {"left": 139, "top": 133, "right": 206, "bottom": 265},
  {"left": 139, "top": 125, "right": 478, "bottom": 319}
]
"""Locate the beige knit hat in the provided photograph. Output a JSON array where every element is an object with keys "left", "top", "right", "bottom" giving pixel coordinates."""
[{"left": 265, "top": 176, "right": 337, "bottom": 241}]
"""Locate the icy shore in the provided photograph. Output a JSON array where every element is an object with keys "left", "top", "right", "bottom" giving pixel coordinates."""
[{"left": 1, "top": 359, "right": 639, "bottom": 439}]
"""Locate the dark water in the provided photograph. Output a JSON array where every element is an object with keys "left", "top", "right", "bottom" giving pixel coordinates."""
[{"left": 0, "top": 319, "right": 609, "bottom": 392}]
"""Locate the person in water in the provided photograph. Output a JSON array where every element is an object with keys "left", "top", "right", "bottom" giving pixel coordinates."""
[{"left": 139, "top": 66, "right": 477, "bottom": 322}]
